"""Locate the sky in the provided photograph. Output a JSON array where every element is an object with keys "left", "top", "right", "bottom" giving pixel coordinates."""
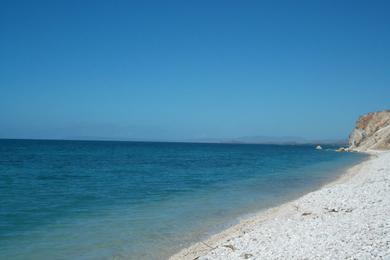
[{"left": 0, "top": 0, "right": 389, "bottom": 141}]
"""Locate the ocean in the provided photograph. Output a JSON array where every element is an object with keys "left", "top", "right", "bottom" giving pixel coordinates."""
[{"left": 0, "top": 139, "right": 366, "bottom": 259}]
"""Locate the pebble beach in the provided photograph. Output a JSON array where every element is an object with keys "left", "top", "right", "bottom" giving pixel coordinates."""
[{"left": 171, "top": 151, "right": 390, "bottom": 259}]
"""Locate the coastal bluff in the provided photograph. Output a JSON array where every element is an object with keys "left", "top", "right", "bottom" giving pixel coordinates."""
[{"left": 349, "top": 110, "right": 390, "bottom": 152}]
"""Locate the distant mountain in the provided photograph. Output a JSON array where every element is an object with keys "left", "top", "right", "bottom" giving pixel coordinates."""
[
  {"left": 187, "top": 136, "right": 347, "bottom": 145},
  {"left": 46, "top": 135, "right": 347, "bottom": 145}
]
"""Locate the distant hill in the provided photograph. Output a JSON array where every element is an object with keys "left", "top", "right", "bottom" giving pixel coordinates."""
[{"left": 187, "top": 136, "right": 347, "bottom": 145}]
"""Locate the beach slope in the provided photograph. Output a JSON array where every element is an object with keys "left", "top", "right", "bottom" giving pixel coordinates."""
[{"left": 170, "top": 151, "right": 390, "bottom": 259}]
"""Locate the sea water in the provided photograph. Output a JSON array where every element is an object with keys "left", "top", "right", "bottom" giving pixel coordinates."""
[{"left": 0, "top": 140, "right": 366, "bottom": 259}]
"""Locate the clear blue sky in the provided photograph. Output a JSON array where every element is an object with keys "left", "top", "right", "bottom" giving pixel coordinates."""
[{"left": 1, "top": 0, "right": 389, "bottom": 141}]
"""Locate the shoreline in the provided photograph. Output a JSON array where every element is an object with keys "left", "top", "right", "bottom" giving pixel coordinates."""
[{"left": 170, "top": 151, "right": 389, "bottom": 259}]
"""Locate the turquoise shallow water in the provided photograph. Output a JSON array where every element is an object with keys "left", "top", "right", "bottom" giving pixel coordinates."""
[{"left": 0, "top": 140, "right": 366, "bottom": 259}]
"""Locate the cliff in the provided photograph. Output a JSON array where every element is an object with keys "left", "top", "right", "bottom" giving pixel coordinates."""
[{"left": 349, "top": 110, "right": 390, "bottom": 151}]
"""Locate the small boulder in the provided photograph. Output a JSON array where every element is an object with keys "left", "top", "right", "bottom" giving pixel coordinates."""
[{"left": 336, "top": 147, "right": 347, "bottom": 152}]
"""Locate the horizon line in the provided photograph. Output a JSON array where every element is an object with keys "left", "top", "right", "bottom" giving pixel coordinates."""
[{"left": 0, "top": 137, "right": 348, "bottom": 145}]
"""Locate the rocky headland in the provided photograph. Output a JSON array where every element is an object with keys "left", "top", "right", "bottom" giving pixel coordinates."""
[{"left": 349, "top": 110, "right": 390, "bottom": 151}]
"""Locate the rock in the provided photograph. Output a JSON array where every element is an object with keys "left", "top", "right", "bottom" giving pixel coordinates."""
[
  {"left": 349, "top": 110, "right": 390, "bottom": 151},
  {"left": 223, "top": 244, "right": 236, "bottom": 251},
  {"left": 315, "top": 145, "right": 323, "bottom": 150},
  {"left": 336, "top": 147, "right": 347, "bottom": 152},
  {"left": 241, "top": 253, "right": 253, "bottom": 259}
]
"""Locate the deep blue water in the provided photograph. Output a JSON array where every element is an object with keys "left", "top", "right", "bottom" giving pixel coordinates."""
[{"left": 0, "top": 140, "right": 366, "bottom": 259}]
